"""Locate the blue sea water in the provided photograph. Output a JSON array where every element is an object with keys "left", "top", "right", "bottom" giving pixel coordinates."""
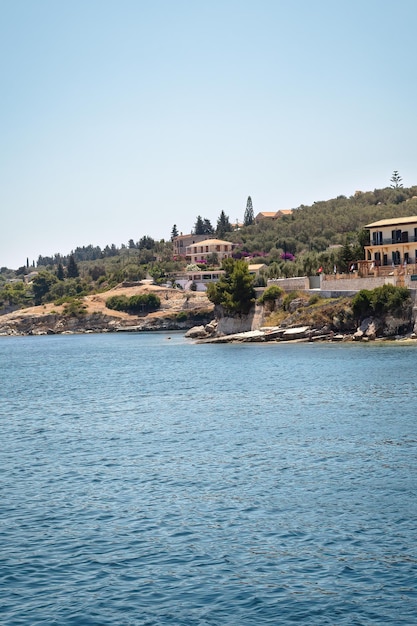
[{"left": 1, "top": 332, "right": 417, "bottom": 625}]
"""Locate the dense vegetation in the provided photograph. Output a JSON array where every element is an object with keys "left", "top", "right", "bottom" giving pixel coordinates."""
[
  {"left": 2, "top": 180, "right": 417, "bottom": 312},
  {"left": 351, "top": 284, "right": 411, "bottom": 321},
  {"left": 106, "top": 293, "right": 161, "bottom": 314}
]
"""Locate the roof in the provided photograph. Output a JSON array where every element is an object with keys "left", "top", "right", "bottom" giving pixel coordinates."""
[
  {"left": 186, "top": 238, "right": 235, "bottom": 246},
  {"left": 256, "top": 212, "right": 277, "bottom": 218},
  {"left": 365, "top": 215, "right": 417, "bottom": 228},
  {"left": 248, "top": 264, "right": 266, "bottom": 272}
]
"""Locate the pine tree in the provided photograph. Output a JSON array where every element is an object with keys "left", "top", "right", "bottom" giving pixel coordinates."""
[
  {"left": 206, "top": 259, "right": 255, "bottom": 315},
  {"left": 244, "top": 196, "right": 254, "bottom": 226},
  {"left": 194, "top": 215, "right": 205, "bottom": 235},
  {"left": 216, "top": 210, "right": 232, "bottom": 238},
  {"left": 203, "top": 219, "right": 214, "bottom": 235},
  {"left": 171, "top": 224, "right": 179, "bottom": 240},
  {"left": 67, "top": 254, "right": 79, "bottom": 278},
  {"left": 390, "top": 170, "right": 403, "bottom": 189}
]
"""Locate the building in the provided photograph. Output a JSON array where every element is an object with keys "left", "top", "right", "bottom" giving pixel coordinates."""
[
  {"left": 185, "top": 238, "right": 237, "bottom": 264},
  {"left": 175, "top": 270, "right": 225, "bottom": 292},
  {"left": 254, "top": 209, "right": 293, "bottom": 223},
  {"left": 175, "top": 264, "right": 266, "bottom": 292},
  {"left": 172, "top": 234, "right": 209, "bottom": 258},
  {"left": 364, "top": 216, "right": 417, "bottom": 267}
]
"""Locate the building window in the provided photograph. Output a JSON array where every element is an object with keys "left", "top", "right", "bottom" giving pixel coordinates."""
[
  {"left": 392, "top": 230, "right": 402, "bottom": 244},
  {"left": 392, "top": 250, "right": 401, "bottom": 265}
]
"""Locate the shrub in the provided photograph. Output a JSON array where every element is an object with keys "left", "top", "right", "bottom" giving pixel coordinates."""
[
  {"left": 106, "top": 295, "right": 130, "bottom": 311},
  {"left": 128, "top": 293, "right": 161, "bottom": 313},
  {"left": 308, "top": 294, "right": 321, "bottom": 306},
  {"left": 105, "top": 293, "right": 161, "bottom": 314},
  {"left": 257, "top": 284, "right": 283, "bottom": 304},
  {"left": 283, "top": 291, "right": 301, "bottom": 311},
  {"left": 62, "top": 298, "right": 87, "bottom": 317},
  {"left": 352, "top": 285, "right": 410, "bottom": 320}
]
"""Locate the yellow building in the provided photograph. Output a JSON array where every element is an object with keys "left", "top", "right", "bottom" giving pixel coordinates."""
[
  {"left": 364, "top": 216, "right": 417, "bottom": 267},
  {"left": 185, "top": 238, "right": 237, "bottom": 264}
]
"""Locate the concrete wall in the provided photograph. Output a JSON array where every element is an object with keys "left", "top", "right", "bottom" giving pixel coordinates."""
[
  {"left": 215, "top": 304, "right": 264, "bottom": 335},
  {"left": 267, "top": 277, "right": 308, "bottom": 291},
  {"left": 322, "top": 275, "right": 395, "bottom": 291}
]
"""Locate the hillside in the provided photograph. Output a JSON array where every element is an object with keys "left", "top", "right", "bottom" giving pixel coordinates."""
[
  {"left": 228, "top": 186, "right": 417, "bottom": 255},
  {"left": 2, "top": 182, "right": 417, "bottom": 315}
]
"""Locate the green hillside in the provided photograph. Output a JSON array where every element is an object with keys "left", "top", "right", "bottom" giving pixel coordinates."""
[{"left": 1, "top": 184, "right": 417, "bottom": 310}]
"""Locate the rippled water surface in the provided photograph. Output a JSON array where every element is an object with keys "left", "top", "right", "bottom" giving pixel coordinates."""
[{"left": 1, "top": 333, "right": 417, "bottom": 624}]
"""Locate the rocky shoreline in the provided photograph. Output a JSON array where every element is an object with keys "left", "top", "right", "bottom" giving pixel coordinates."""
[
  {"left": 185, "top": 319, "right": 417, "bottom": 344},
  {"left": 1, "top": 285, "right": 417, "bottom": 344}
]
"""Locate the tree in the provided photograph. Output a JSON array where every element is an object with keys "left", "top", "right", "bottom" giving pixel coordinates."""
[
  {"left": 244, "top": 196, "right": 254, "bottom": 226},
  {"left": 338, "top": 239, "right": 356, "bottom": 273},
  {"left": 216, "top": 210, "right": 232, "bottom": 238},
  {"left": 171, "top": 225, "right": 179, "bottom": 240},
  {"left": 390, "top": 170, "right": 403, "bottom": 189},
  {"left": 194, "top": 215, "right": 205, "bottom": 235},
  {"left": 56, "top": 262, "right": 65, "bottom": 281},
  {"left": 67, "top": 254, "right": 79, "bottom": 278},
  {"left": 203, "top": 218, "right": 214, "bottom": 235},
  {"left": 31, "top": 271, "right": 58, "bottom": 305},
  {"left": 138, "top": 235, "right": 155, "bottom": 250},
  {"left": 206, "top": 252, "right": 219, "bottom": 266},
  {"left": 206, "top": 258, "right": 256, "bottom": 315}
]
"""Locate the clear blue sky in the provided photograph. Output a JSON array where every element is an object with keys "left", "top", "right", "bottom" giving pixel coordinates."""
[{"left": 1, "top": 0, "right": 417, "bottom": 269}]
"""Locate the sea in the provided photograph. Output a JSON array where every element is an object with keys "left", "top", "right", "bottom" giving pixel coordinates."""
[{"left": 1, "top": 332, "right": 417, "bottom": 625}]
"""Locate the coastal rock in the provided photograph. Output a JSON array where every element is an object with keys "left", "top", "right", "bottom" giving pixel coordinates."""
[
  {"left": 185, "top": 325, "right": 208, "bottom": 339},
  {"left": 204, "top": 321, "right": 217, "bottom": 335},
  {"left": 287, "top": 298, "right": 307, "bottom": 313},
  {"left": 384, "top": 314, "right": 412, "bottom": 337},
  {"left": 282, "top": 326, "right": 310, "bottom": 339}
]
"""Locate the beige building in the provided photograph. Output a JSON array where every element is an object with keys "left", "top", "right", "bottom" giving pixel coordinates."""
[
  {"left": 172, "top": 233, "right": 210, "bottom": 257},
  {"left": 364, "top": 216, "right": 417, "bottom": 267},
  {"left": 185, "top": 238, "right": 237, "bottom": 264}
]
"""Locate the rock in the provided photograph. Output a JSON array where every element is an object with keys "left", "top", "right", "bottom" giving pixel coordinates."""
[
  {"left": 282, "top": 326, "right": 310, "bottom": 339},
  {"left": 288, "top": 298, "right": 307, "bottom": 313},
  {"left": 204, "top": 321, "right": 217, "bottom": 335},
  {"left": 185, "top": 325, "right": 208, "bottom": 339}
]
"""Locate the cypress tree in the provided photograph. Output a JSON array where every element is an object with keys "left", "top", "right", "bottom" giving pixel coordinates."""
[
  {"left": 244, "top": 196, "right": 254, "bottom": 226},
  {"left": 67, "top": 254, "right": 79, "bottom": 278},
  {"left": 57, "top": 262, "right": 65, "bottom": 280}
]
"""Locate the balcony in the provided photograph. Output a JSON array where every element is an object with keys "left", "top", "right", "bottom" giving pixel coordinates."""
[{"left": 371, "top": 236, "right": 417, "bottom": 245}]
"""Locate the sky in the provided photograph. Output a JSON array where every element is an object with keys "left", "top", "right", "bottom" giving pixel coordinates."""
[{"left": 1, "top": 0, "right": 417, "bottom": 269}]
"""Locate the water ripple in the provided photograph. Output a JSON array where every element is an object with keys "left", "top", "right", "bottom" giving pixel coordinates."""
[{"left": 1, "top": 335, "right": 417, "bottom": 624}]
